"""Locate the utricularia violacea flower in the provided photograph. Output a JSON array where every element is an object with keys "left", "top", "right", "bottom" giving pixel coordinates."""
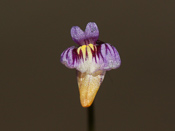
[{"left": 61, "top": 22, "right": 121, "bottom": 107}]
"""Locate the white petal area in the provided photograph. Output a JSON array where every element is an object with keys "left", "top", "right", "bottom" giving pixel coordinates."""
[
  {"left": 77, "top": 58, "right": 101, "bottom": 74},
  {"left": 76, "top": 44, "right": 101, "bottom": 74}
]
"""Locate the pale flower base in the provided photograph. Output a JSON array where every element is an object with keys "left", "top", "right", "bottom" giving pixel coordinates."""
[{"left": 77, "top": 70, "right": 106, "bottom": 107}]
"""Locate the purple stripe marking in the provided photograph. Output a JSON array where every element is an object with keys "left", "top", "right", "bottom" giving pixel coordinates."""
[
  {"left": 90, "top": 47, "right": 97, "bottom": 63},
  {"left": 97, "top": 44, "right": 104, "bottom": 62},
  {"left": 66, "top": 48, "right": 71, "bottom": 59}
]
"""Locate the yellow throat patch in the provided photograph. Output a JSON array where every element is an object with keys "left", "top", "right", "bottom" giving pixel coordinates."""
[{"left": 77, "top": 44, "right": 96, "bottom": 61}]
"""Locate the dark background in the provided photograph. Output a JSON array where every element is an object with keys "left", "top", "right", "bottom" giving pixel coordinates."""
[{"left": 1, "top": 0, "right": 175, "bottom": 130}]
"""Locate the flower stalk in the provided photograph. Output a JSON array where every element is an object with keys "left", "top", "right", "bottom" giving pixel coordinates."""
[{"left": 88, "top": 103, "right": 95, "bottom": 131}]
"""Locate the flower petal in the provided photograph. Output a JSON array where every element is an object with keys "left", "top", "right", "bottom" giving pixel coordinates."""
[
  {"left": 99, "top": 43, "right": 121, "bottom": 70},
  {"left": 71, "top": 26, "right": 85, "bottom": 45},
  {"left": 85, "top": 22, "right": 99, "bottom": 43},
  {"left": 60, "top": 46, "right": 78, "bottom": 69}
]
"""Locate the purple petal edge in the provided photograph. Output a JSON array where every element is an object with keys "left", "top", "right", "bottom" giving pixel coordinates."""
[
  {"left": 98, "top": 43, "right": 121, "bottom": 71},
  {"left": 85, "top": 22, "right": 99, "bottom": 43},
  {"left": 70, "top": 22, "right": 99, "bottom": 45},
  {"left": 60, "top": 46, "right": 78, "bottom": 69},
  {"left": 70, "top": 26, "right": 85, "bottom": 45}
]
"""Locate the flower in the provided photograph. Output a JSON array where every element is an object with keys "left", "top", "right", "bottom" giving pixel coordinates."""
[{"left": 60, "top": 22, "right": 121, "bottom": 107}]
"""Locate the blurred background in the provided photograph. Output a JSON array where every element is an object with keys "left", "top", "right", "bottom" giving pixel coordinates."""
[{"left": 1, "top": 0, "right": 175, "bottom": 130}]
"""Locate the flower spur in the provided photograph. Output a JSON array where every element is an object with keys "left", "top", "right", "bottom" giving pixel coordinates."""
[{"left": 60, "top": 22, "right": 121, "bottom": 107}]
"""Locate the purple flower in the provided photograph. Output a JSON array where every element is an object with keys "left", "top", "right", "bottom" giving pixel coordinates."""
[{"left": 61, "top": 22, "right": 121, "bottom": 107}]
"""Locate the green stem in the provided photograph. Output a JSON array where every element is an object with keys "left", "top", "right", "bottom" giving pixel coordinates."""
[{"left": 88, "top": 103, "right": 95, "bottom": 131}]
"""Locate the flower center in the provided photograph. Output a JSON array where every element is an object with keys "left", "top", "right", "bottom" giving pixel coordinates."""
[{"left": 77, "top": 44, "right": 96, "bottom": 61}]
